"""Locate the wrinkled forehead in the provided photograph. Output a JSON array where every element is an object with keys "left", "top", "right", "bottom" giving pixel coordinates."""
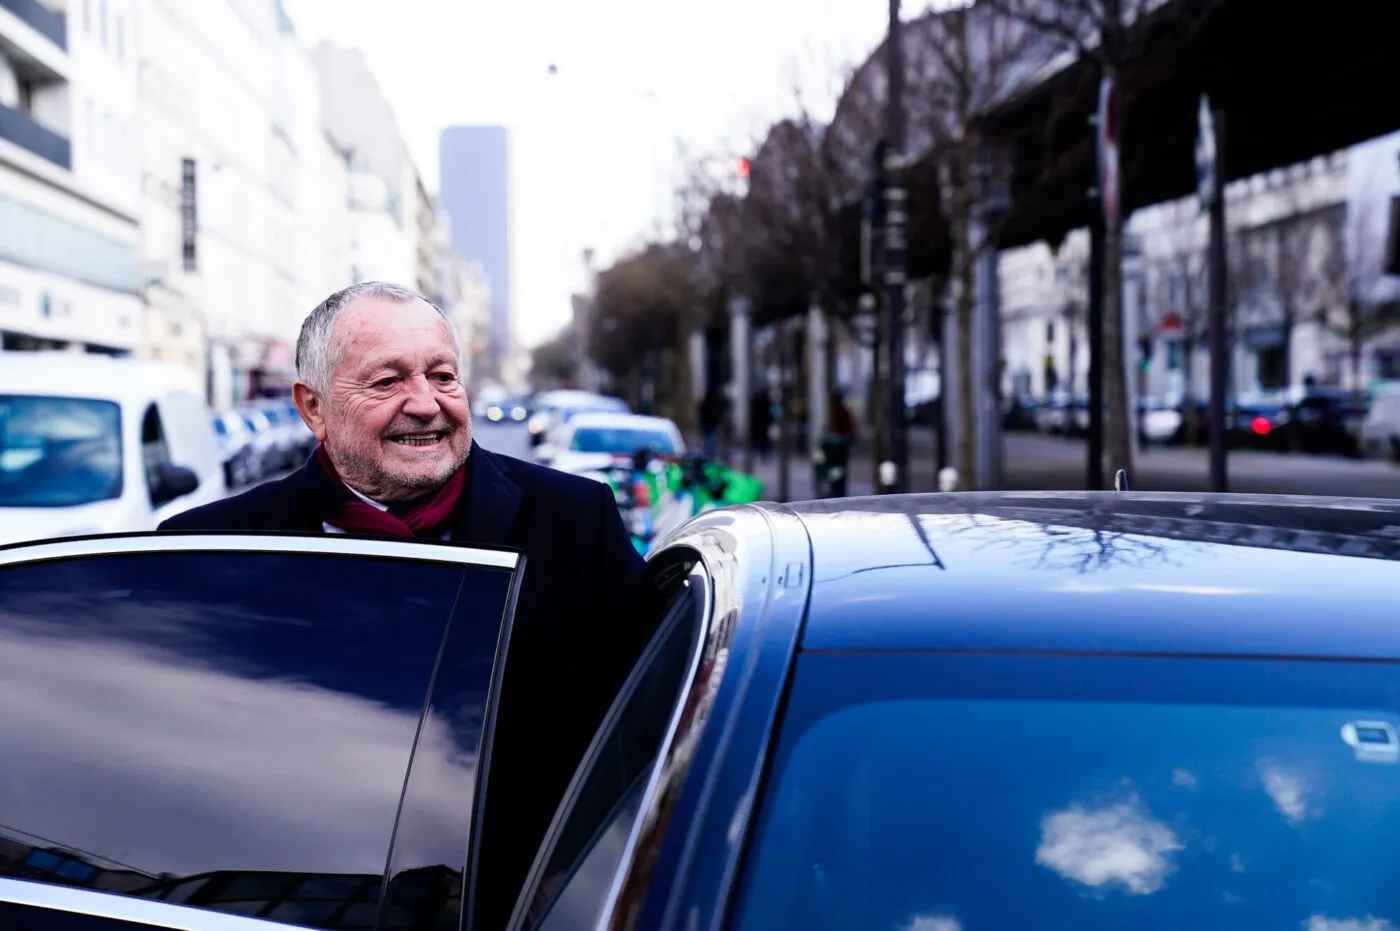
[{"left": 331, "top": 297, "right": 458, "bottom": 372}]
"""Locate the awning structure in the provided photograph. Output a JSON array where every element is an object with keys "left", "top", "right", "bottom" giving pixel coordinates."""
[{"left": 979, "top": 0, "right": 1400, "bottom": 251}]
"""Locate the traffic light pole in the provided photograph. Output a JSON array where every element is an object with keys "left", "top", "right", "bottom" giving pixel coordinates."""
[{"left": 882, "top": 0, "right": 908, "bottom": 494}]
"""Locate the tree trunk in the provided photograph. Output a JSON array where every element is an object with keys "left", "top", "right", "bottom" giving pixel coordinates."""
[
  {"left": 955, "top": 200, "right": 976, "bottom": 488},
  {"left": 1103, "top": 208, "right": 1134, "bottom": 477},
  {"left": 674, "top": 322, "right": 697, "bottom": 437}
]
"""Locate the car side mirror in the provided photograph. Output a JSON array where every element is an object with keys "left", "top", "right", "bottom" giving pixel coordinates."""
[{"left": 153, "top": 463, "right": 200, "bottom": 506}]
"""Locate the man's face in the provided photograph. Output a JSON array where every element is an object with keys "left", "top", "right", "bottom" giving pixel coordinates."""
[{"left": 294, "top": 295, "right": 472, "bottom": 502}]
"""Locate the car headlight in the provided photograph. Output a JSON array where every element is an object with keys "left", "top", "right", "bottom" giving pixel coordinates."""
[{"left": 487, "top": 406, "right": 503, "bottom": 421}]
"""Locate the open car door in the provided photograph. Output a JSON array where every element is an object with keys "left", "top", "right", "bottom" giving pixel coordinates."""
[{"left": 0, "top": 531, "right": 525, "bottom": 931}]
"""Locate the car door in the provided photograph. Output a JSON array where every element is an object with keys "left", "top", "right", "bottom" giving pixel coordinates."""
[
  {"left": 491, "top": 559, "right": 711, "bottom": 931},
  {"left": 0, "top": 532, "right": 523, "bottom": 931}
]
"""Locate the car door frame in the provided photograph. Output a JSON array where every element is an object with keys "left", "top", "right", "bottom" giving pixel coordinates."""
[
  {"left": 499, "top": 503, "right": 814, "bottom": 931},
  {"left": 0, "top": 530, "right": 526, "bottom": 931}
]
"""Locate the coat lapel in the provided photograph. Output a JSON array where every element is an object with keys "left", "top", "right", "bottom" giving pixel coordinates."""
[{"left": 456, "top": 442, "right": 523, "bottom": 546}]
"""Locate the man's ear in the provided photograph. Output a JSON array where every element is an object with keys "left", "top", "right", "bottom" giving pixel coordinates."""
[{"left": 292, "top": 382, "right": 329, "bottom": 443}]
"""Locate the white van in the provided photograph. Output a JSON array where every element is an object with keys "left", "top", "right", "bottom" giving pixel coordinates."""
[{"left": 0, "top": 352, "right": 226, "bottom": 545}]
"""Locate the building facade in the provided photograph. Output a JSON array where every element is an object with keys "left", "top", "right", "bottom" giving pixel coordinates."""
[
  {"left": 0, "top": 0, "right": 143, "bottom": 357},
  {"left": 137, "top": 0, "right": 351, "bottom": 408},
  {"left": 314, "top": 43, "right": 421, "bottom": 290},
  {"left": 438, "top": 125, "right": 512, "bottom": 379},
  {"left": 999, "top": 143, "right": 1400, "bottom": 402}
]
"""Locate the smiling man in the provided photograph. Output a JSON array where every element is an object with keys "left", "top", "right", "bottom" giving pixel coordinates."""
[{"left": 160, "top": 282, "right": 660, "bottom": 919}]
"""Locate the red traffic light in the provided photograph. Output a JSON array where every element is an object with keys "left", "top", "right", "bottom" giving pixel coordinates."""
[{"left": 737, "top": 158, "right": 750, "bottom": 178}]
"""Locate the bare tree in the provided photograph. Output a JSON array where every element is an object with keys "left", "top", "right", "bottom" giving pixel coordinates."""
[
  {"left": 1328, "top": 185, "right": 1400, "bottom": 393},
  {"left": 987, "top": 0, "right": 1216, "bottom": 480},
  {"left": 903, "top": 0, "right": 1056, "bottom": 487},
  {"left": 1149, "top": 208, "right": 1208, "bottom": 442},
  {"left": 529, "top": 324, "right": 580, "bottom": 391}
]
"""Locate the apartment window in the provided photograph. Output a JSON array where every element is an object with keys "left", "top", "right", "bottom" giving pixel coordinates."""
[
  {"left": 103, "top": 111, "right": 113, "bottom": 170},
  {"left": 16, "top": 78, "right": 34, "bottom": 116},
  {"left": 99, "top": 0, "right": 108, "bottom": 48},
  {"left": 82, "top": 0, "right": 90, "bottom": 33},
  {"left": 116, "top": 14, "right": 125, "bottom": 61}
]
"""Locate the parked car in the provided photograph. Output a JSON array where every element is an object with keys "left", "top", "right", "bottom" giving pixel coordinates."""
[
  {"left": 485, "top": 395, "right": 533, "bottom": 424},
  {"left": 3, "top": 491, "right": 1399, "bottom": 930},
  {"left": 527, "top": 390, "right": 629, "bottom": 447},
  {"left": 536, "top": 412, "right": 684, "bottom": 473},
  {"left": 248, "top": 400, "right": 309, "bottom": 468},
  {"left": 239, "top": 407, "right": 283, "bottom": 476},
  {"left": 0, "top": 352, "right": 225, "bottom": 545},
  {"left": 212, "top": 409, "right": 260, "bottom": 487}
]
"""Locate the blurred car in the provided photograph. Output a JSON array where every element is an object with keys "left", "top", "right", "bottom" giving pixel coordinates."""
[
  {"left": 211, "top": 410, "right": 260, "bottom": 487},
  {"left": 5, "top": 492, "right": 1400, "bottom": 931},
  {"left": 1361, "top": 382, "right": 1400, "bottom": 461},
  {"left": 249, "top": 400, "right": 309, "bottom": 468},
  {"left": 1035, "top": 390, "right": 1088, "bottom": 435},
  {"left": 1233, "top": 386, "right": 1366, "bottom": 456},
  {"left": 0, "top": 352, "right": 224, "bottom": 545},
  {"left": 238, "top": 407, "right": 284, "bottom": 475},
  {"left": 527, "top": 389, "right": 629, "bottom": 447},
  {"left": 1001, "top": 393, "right": 1039, "bottom": 431},
  {"left": 1138, "top": 395, "right": 1182, "bottom": 445},
  {"left": 485, "top": 395, "right": 532, "bottom": 424},
  {"left": 537, "top": 412, "right": 684, "bottom": 473}
]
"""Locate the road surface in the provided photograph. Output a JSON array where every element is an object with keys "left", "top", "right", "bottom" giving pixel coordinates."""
[{"left": 750, "top": 429, "right": 1400, "bottom": 502}]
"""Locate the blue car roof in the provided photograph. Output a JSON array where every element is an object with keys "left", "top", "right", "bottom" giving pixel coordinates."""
[{"left": 785, "top": 492, "right": 1400, "bottom": 661}]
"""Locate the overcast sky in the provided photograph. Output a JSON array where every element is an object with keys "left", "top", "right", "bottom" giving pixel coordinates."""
[{"left": 282, "top": 0, "right": 889, "bottom": 348}]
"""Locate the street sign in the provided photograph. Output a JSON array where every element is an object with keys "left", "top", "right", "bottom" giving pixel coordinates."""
[
  {"left": 1096, "top": 77, "right": 1120, "bottom": 229},
  {"left": 1196, "top": 95, "right": 1217, "bottom": 212}
]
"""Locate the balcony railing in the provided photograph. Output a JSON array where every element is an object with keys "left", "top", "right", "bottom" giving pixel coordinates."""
[
  {"left": 0, "top": 103, "right": 70, "bottom": 169},
  {"left": 0, "top": 0, "right": 67, "bottom": 49}
]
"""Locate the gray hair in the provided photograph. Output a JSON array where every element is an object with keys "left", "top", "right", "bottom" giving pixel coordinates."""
[{"left": 295, "top": 281, "right": 460, "bottom": 395}]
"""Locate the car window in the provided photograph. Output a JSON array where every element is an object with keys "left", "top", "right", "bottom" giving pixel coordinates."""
[
  {"left": 507, "top": 577, "right": 704, "bottom": 931},
  {"left": 570, "top": 428, "right": 676, "bottom": 455},
  {"left": 732, "top": 652, "right": 1400, "bottom": 931},
  {"left": 140, "top": 403, "right": 172, "bottom": 502},
  {"left": 0, "top": 539, "right": 520, "bottom": 931},
  {"left": 0, "top": 395, "right": 123, "bottom": 507}
]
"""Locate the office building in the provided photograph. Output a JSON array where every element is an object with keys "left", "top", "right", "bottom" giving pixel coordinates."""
[{"left": 438, "top": 125, "right": 512, "bottom": 379}]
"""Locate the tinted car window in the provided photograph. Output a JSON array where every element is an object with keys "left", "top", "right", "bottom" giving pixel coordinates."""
[
  {"left": 0, "top": 544, "right": 516, "bottom": 931},
  {"left": 570, "top": 428, "right": 677, "bottom": 455},
  {"left": 510, "top": 580, "right": 703, "bottom": 931},
  {"left": 733, "top": 652, "right": 1400, "bottom": 931},
  {"left": 0, "top": 395, "right": 123, "bottom": 507}
]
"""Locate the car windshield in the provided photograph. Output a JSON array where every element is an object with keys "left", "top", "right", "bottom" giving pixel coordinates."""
[
  {"left": 733, "top": 652, "right": 1400, "bottom": 931},
  {"left": 0, "top": 395, "right": 123, "bottom": 507},
  {"left": 569, "top": 427, "right": 675, "bottom": 455}
]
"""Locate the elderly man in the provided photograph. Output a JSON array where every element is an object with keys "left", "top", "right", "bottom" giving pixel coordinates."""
[{"left": 161, "top": 281, "right": 658, "bottom": 925}]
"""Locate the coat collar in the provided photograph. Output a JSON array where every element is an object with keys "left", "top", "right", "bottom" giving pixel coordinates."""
[{"left": 454, "top": 442, "right": 523, "bottom": 545}]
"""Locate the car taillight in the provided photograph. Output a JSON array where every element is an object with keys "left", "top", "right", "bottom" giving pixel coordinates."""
[
  {"left": 633, "top": 479, "right": 651, "bottom": 507},
  {"left": 1251, "top": 416, "right": 1271, "bottom": 435}
]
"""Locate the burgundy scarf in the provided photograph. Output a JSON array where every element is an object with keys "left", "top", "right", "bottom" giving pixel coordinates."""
[{"left": 309, "top": 445, "right": 466, "bottom": 539}]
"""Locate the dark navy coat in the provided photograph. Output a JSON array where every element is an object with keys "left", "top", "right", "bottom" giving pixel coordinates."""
[{"left": 159, "top": 441, "right": 658, "bottom": 928}]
